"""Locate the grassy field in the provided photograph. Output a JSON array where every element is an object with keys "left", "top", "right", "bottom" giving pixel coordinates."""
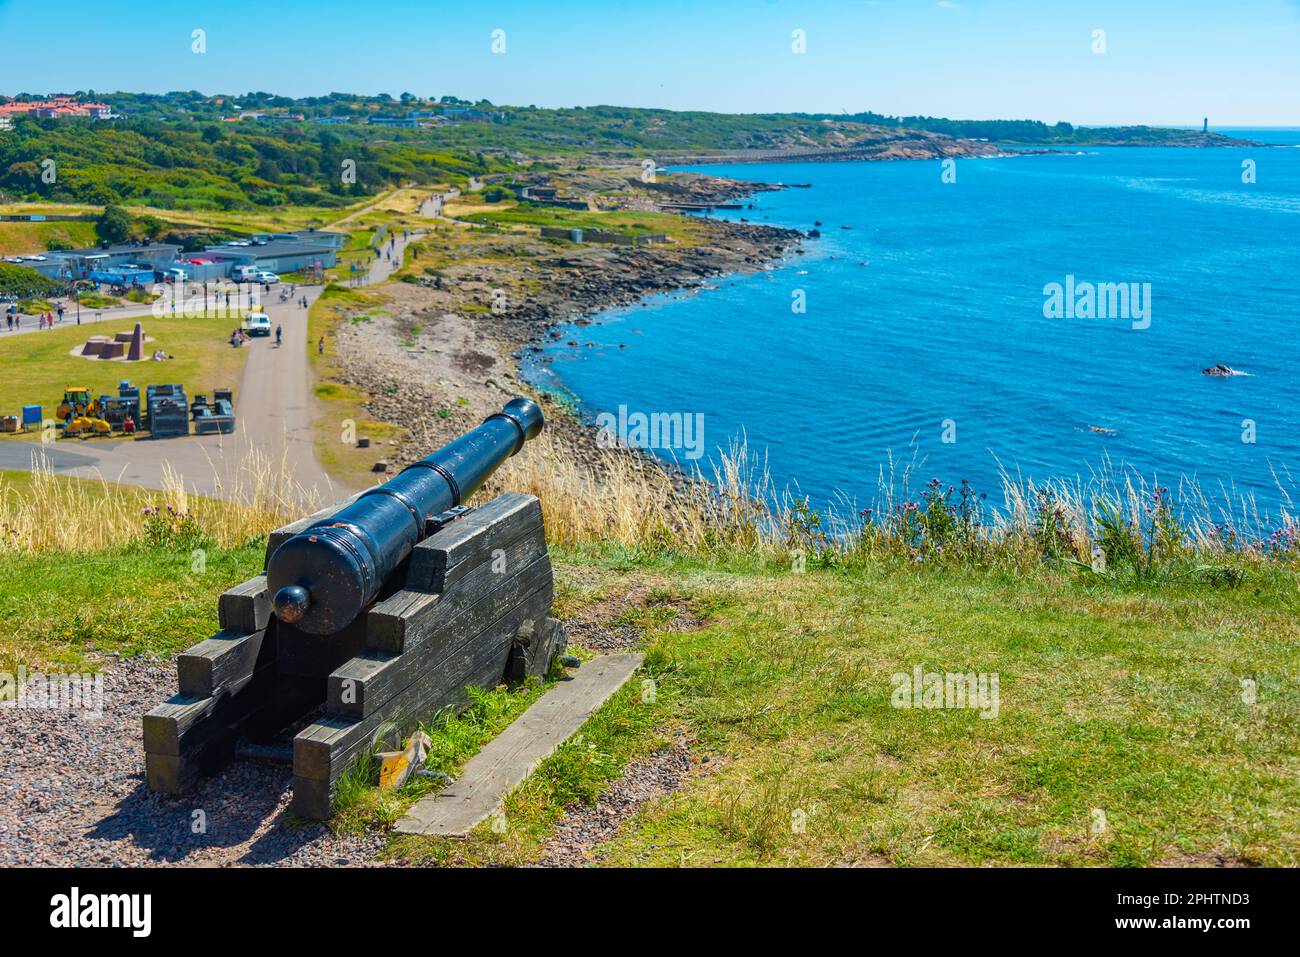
[
  {"left": 5, "top": 535, "right": 1296, "bottom": 866},
  {"left": 0, "top": 219, "right": 99, "bottom": 256},
  {"left": 0, "top": 312, "right": 248, "bottom": 431},
  {"left": 304, "top": 283, "right": 405, "bottom": 488},
  {"left": 0, "top": 537, "right": 263, "bottom": 675},
  {"left": 452, "top": 201, "right": 706, "bottom": 244},
  {"left": 0, "top": 191, "right": 410, "bottom": 257}
]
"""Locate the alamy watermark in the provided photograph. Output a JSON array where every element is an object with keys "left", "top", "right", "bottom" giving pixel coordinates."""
[
  {"left": 890, "top": 665, "right": 999, "bottom": 719},
  {"left": 595, "top": 405, "right": 705, "bottom": 460},
  {"left": 1, "top": 666, "right": 104, "bottom": 718},
  {"left": 1043, "top": 275, "right": 1151, "bottom": 330},
  {"left": 151, "top": 283, "right": 262, "bottom": 319}
]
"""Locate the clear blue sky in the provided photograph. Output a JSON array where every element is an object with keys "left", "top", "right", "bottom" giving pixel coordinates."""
[{"left": 2, "top": 0, "right": 1297, "bottom": 125}]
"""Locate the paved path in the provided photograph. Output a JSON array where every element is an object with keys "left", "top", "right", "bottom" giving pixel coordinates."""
[
  {"left": 4, "top": 299, "right": 160, "bottom": 338},
  {"left": 5, "top": 232, "right": 422, "bottom": 503}
]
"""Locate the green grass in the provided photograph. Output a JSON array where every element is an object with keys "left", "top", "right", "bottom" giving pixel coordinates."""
[
  {"left": 0, "top": 541, "right": 264, "bottom": 673},
  {"left": 393, "top": 547, "right": 1300, "bottom": 867},
  {"left": 0, "top": 219, "right": 98, "bottom": 257},
  {"left": 6, "top": 535, "right": 1293, "bottom": 867},
  {"left": 462, "top": 204, "right": 702, "bottom": 243},
  {"left": 306, "top": 284, "right": 402, "bottom": 488}
]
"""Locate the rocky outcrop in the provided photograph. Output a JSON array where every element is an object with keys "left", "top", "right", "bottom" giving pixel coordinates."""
[{"left": 1202, "top": 363, "right": 1246, "bottom": 377}]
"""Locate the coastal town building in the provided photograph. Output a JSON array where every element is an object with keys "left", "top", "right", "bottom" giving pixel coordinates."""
[
  {"left": 16, "top": 232, "right": 345, "bottom": 283},
  {"left": 0, "top": 96, "right": 114, "bottom": 120},
  {"left": 441, "top": 106, "right": 496, "bottom": 122},
  {"left": 192, "top": 233, "right": 345, "bottom": 278}
]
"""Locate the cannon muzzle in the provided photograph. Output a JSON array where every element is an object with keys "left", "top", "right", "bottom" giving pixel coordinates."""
[{"left": 267, "top": 397, "right": 543, "bottom": 634}]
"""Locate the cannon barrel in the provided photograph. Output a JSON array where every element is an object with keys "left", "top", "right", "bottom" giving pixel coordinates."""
[{"left": 267, "top": 397, "right": 544, "bottom": 634}]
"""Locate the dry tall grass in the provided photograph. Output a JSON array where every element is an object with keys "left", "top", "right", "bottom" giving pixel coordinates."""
[
  {"left": 486, "top": 433, "right": 776, "bottom": 553},
  {"left": 2, "top": 428, "right": 1293, "bottom": 571},
  {"left": 0, "top": 446, "right": 318, "bottom": 553}
]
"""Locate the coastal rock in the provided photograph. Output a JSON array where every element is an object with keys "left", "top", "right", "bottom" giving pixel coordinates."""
[{"left": 1202, "top": 363, "right": 1245, "bottom": 377}]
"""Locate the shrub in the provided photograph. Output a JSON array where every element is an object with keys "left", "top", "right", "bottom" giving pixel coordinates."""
[{"left": 95, "top": 204, "right": 132, "bottom": 244}]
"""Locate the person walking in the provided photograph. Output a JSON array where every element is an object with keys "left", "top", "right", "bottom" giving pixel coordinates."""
[
  {"left": 317, "top": 336, "right": 325, "bottom": 356},
  {"left": 275, "top": 324, "right": 282, "bottom": 347},
  {"left": 56, "top": 303, "right": 64, "bottom": 323}
]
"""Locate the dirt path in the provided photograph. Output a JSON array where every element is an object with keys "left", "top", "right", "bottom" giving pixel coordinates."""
[{"left": 326, "top": 187, "right": 403, "bottom": 229}]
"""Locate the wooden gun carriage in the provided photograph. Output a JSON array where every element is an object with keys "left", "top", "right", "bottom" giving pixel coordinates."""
[{"left": 142, "top": 399, "right": 565, "bottom": 819}]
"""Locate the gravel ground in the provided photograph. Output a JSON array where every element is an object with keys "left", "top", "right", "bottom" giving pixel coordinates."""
[
  {"left": 0, "top": 656, "right": 387, "bottom": 867},
  {"left": 531, "top": 737, "right": 697, "bottom": 867},
  {"left": 564, "top": 583, "right": 705, "bottom": 652}
]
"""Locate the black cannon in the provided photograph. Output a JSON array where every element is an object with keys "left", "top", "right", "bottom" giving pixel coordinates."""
[
  {"left": 267, "top": 397, "right": 544, "bottom": 635},
  {"left": 144, "top": 396, "right": 565, "bottom": 819}
]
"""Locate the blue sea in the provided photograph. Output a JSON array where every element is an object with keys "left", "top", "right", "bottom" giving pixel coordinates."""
[{"left": 529, "top": 129, "right": 1300, "bottom": 526}]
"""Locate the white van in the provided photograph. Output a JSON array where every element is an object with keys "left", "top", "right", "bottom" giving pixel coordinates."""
[
  {"left": 161, "top": 266, "right": 188, "bottom": 283},
  {"left": 242, "top": 312, "right": 272, "bottom": 337},
  {"left": 232, "top": 265, "right": 258, "bottom": 283}
]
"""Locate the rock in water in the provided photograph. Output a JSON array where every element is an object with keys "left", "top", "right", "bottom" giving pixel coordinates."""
[{"left": 1202, "top": 363, "right": 1243, "bottom": 377}]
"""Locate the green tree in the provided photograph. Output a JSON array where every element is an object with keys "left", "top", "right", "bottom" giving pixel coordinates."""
[{"left": 96, "top": 205, "right": 133, "bottom": 244}]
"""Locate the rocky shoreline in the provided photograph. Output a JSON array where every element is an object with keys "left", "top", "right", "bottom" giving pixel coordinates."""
[{"left": 327, "top": 188, "right": 804, "bottom": 481}]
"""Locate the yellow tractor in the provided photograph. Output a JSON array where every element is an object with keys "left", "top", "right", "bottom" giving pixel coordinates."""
[{"left": 56, "top": 387, "right": 101, "bottom": 422}]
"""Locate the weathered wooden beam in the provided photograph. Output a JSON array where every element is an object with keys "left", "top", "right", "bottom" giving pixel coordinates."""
[
  {"left": 290, "top": 647, "right": 510, "bottom": 820},
  {"left": 143, "top": 671, "right": 321, "bottom": 793},
  {"left": 506, "top": 617, "right": 567, "bottom": 685},
  {"left": 327, "top": 549, "right": 553, "bottom": 719},
  {"left": 144, "top": 693, "right": 234, "bottom": 757},
  {"left": 176, "top": 628, "right": 271, "bottom": 698},
  {"left": 405, "top": 492, "right": 542, "bottom": 592},
  {"left": 290, "top": 775, "right": 332, "bottom": 821},
  {"left": 216, "top": 575, "right": 272, "bottom": 633},
  {"left": 366, "top": 524, "right": 547, "bottom": 654},
  {"left": 394, "top": 653, "right": 644, "bottom": 837},
  {"left": 293, "top": 584, "right": 553, "bottom": 788},
  {"left": 144, "top": 752, "right": 203, "bottom": 795}
]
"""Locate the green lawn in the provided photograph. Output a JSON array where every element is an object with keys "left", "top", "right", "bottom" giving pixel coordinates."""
[
  {"left": 0, "top": 219, "right": 99, "bottom": 257},
  {"left": 0, "top": 312, "right": 248, "bottom": 429},
  {"left": 0, "top": 541, "right": 263, "bottom": 674},
  {"left": 460, "top": 203, "right": 705, "bottom": 243},
  {"left": 5, "top": 537, "right": 1295, "bottom": 867}
]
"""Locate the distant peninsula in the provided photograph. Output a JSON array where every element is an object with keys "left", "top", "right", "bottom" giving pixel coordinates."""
[{"left": 0, "top": 90, "right": 1262, "bottom": 211}]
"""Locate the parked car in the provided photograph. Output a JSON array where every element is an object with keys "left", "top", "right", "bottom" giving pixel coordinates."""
[
  {"left": 255, "top": 271, "right": 280, "bottom": 284},
  {"left": 242, "top": 311, "right": 272, "bottom": 337}
]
